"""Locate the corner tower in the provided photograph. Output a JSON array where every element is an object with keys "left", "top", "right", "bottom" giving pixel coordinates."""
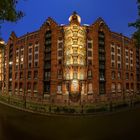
[{"left": 63, "top": 12, "right": 87, "bottom": 102}]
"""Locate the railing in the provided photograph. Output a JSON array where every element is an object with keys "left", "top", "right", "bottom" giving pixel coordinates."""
[{"left": 0, "top": 92, "right": 140, "bottom": 115}]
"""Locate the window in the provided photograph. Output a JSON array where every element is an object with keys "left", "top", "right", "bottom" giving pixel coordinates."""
[
  {"left": 44, "top": 84, "right": 50, "bottom": 92},
  {"left": 126, "top": 73, "right": 129, "bottom": 80},
  {"left": 99, "top": 82, "right": 105, "bottom": 94},
  {"left": 20, "top": 64, "right": 23, "bottom": 69},
  {"left": 34, "top": 82, "right": 38, "bottom": 91},
  {"left": 73, "top": 57, "right": 77, "bottom": 64},
  {"left": 130, "top": 60, "right": 133, "bottom": 64},
  {"left": 118, "top": 72, "right": 121, "bottom": 79},
  {"left": 35, "top": 46, "right": 38, "bottom": 52},
  {"left": 44, "top": 71, "right": 50, "bottom": 80},
  {"left": 126, "top": 58, "right": 129, "bottom": 63},
  {"left": 118, "top": 56, "right": 121, "bottom": 61},
  {"left": 73, "top": 72, "right": 77, "bottom": 79},
  {"left": 112, "top": 71, "right": 115, "bottom": 79},
  {"left": 88, "top": 60, "right": 92, "bottom": 65},
  {"left": 126, "top": 65, "right": 129, "bottom": 70},
  {"left": 111, "top": 55, "right": 115, "bottom": 60},
  {"left": 112, "top": 62, "right": 115, "bottom": 68},
  {"left": 130, "top": 73, "right": 134, "bottom": 80},
  {"left": 131, "top": 83, "right": 134, "bottom": 90},
  {"left": 117, "top": 83, "right": 121, "bottom": 92},
  {"left": 118, "top": 49, "right": 121, "bottom": 54},
  {"left": 29, "top": 48, "right": 32, "bottom": 53},
  {"left": 58, "top": 42, "right": 63, "bottom": 49},
  {"left": 15, "top": 72, "right": 18, "bottom": 79},
  {"left": 20, "top": 72, "right": 23, "bottom": 79},
  {"left": 111, "top": 83, "right": 115, "bottom": 92},
  {"left": 87, "top": 43, "right": 92, "bottom": 49},
  {"left": 27, "top": 82, "right": 31, "bottom": 90},
  {"left": 34, "top": 71, "right": 38, "bottom": 79},
  {"left": 34, "top": 54, "right": 38, "bottom": 60},
  {"left": 58, "top": 59, "right": 62, "bottom": 65},
  {"left": 28, "top": 71, "right": 31, "bottom": 79},
  {"left": 99, "top": 71, "right": 105, "bottom": 80},
  {"left": 58, "top": 70, "right": 62, "bottom": 79},
  {"left": 58, "top": 50, "right": 62, "bottom": 57},
  {"left": 15, "top": 82, "right": 18, "bottom": 89},
  {"left": 88, "top": 70, "right": 92, "bottom": 78},
  {"left": 57, "top": 85, "right": 62, "bottom": 92},
  {"left": 66, "top": 73, "right": 70, "bottom": 79},
  {"left": 111, "top": 47, "right": 115, "bottom": 52},
  {"left": 126, "top": 51, "right": 128, "bottom": 56},
  {"left": 126, "top": 83, "right": 129, "bottom": 90},
  {"left": 19, "top": 83, "right": 23, "bottom": 90},
  {"left": 28, "top": 63, "right": 32, "bottom": 68},
  {"left": 34, "top": 62, "right": 38, "bottom": 67},
  {"left": 88, "top": 51, "right": 92, "bottom": 57},
  {"left": 28, "top": 55, "right": 32, "bottom": 61},
  {"left": 118, "top": 63, "right": 121, "bottom": 69}
]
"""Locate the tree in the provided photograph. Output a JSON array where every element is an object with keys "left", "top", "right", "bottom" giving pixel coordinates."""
[
  {"left": 129, "top": 0, "right": 140, "bottom": 46},
  {"left": 0, "top": 0, "right": 24, "bottom": 23}
]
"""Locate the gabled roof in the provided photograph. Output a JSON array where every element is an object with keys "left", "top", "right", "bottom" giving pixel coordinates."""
[
  {"left": 41, "top": 17, "right": 58, "bottom": 28},
  {"left": 92, "top": 17, "right": 110, "bottom": 30}
]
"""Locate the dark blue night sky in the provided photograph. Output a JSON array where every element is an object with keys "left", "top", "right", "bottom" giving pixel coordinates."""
[{"left": 1, "top": 0, "right": 138, "bottom": 42}]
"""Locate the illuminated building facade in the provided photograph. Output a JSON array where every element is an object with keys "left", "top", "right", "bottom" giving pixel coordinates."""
[
  {"left": 0, "top": 39, "right": 5, "bottom": 92},
  {"left": 3, "top": 12, "right": 137, "bottom": 103}
]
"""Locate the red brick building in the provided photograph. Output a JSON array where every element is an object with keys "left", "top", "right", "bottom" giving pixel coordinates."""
[{"left": 2, "top": 12, "right": 137, "bottom": 104}]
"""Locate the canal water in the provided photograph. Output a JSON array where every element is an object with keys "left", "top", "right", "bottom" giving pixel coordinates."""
[{"left": 0, "top": 103, "right": 140, "bottom": 140}]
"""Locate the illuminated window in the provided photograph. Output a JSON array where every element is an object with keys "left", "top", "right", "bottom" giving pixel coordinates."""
[
  {"left": 80, "top": 73, "right": 84, "bottom": 80},
  {"left": 66, "top": 73, "right": 70, "bottom": 79},
  {"left": 73, "top": 57, "right": 77, "bottom": 64},
  {"left": 73, "top": 72, "right": 77, "bottom": 79},
  {"left": 111, "top": 83, "right": 115, "bottom": 92},
  {"left": 117, "top": 83, "right": 121, "bottom": 92},
  {"left": 88, "top": 70, "right": 92, "bottom": 77}
]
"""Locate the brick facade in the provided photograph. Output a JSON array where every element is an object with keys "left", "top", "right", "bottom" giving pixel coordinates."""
[{"left": 2, "top": 12, "right": 138, "bottom": 104}]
